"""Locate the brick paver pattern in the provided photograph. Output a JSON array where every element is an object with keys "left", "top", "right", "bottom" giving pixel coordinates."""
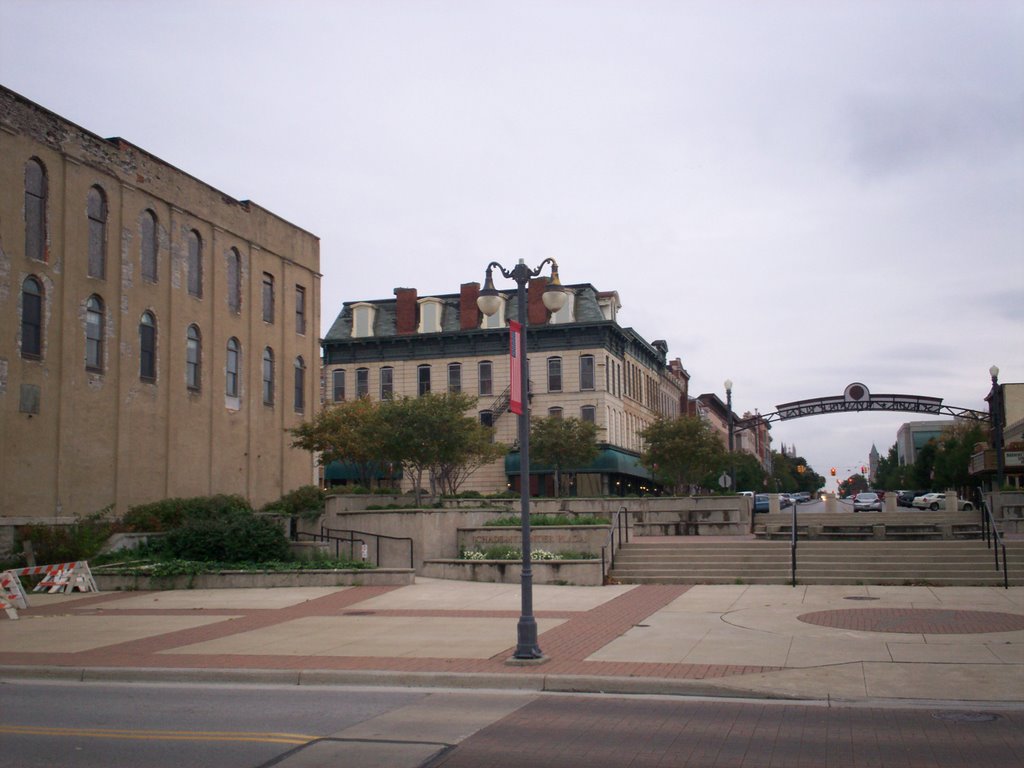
[
  {"left": 0, "top": 585, "right": 781, "bottom": 681},
  {"left": 797, "top": 608, "right": 1024, "bottom": 634}
]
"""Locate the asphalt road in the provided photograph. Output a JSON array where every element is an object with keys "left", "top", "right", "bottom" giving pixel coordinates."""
[{"left": 3, "top": 680, "right": 1023, "bottom": 768}]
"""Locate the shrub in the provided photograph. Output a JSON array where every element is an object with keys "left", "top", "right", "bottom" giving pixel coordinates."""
[
  {"left": 17, "top": 508, "right": 118, "bottom": 564},
  {"left": 156, "top": 511, "right": 289, "bottom": 562},
  {"left": 261, "top": 485, "right": 325, "bottom": 520},
  {"left": 122, "top": 494, "right": 251, "bottom": 532}
]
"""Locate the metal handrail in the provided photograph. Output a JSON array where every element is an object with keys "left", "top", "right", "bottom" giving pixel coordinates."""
[
  {"left": 601, "top": 506, "right": 631, "bottom": 583},
  {"left": 976, "top": 487, "right": 1009, "bottom": 590},
  {"left": 297, "top": 527, "right": 414, "bottom": 569}
]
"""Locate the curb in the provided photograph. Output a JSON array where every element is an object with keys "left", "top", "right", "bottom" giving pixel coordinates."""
[{"left": 0, "top": 664, "right": 779, "bottom": 700}]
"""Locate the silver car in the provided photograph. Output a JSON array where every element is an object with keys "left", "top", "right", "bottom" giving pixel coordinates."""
[{"left": 853, "top": 492, "right": 882, "bottom": 512}]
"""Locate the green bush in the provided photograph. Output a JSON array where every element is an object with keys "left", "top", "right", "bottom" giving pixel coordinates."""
[
  {"left": 17, "top": 509, "right": 118, "bottom": 564},
  {"left": 261, "top": 485, "right": 325, "bottom": 520},
  {"left": 156, "top": 511, "right": 289, "bottom": 562},
  {"left": 122, "top": 494, "right": 251, "bottom": 532}
]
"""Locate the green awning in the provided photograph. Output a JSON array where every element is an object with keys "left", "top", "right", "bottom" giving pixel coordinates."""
[
  {"left": 504, "top": 446, "right": 651, "bottom": 479},
  {"left": 324, "top": 461, "right": 402, "bottom": 482}
]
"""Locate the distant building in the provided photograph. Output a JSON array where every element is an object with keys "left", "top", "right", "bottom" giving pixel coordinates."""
[
  {"left": 692, "top": 396, "right": 770, "bottom": 471},
  {"left": 0, "top": 86, "right": 321, "bottom": 527},
  {"left": 896, "top": 421, "right": 954, "bottom": 466},
  {"left": 868, "top": 444, "right": 880, "bottom": 483},
  {"left": 321, "top": 279, "right": 688, "bottom": 496}
]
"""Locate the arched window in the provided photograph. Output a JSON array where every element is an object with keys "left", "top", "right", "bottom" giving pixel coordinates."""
[
  {"left": 186, "top": 325, "right": 202, "bottom": 391},
  {"left": 139, "top": 311, "right": 156, "bottom": 382},
  {"left": 380, "top": 366, "right": 394, "bottom": 399},
  {"left": 548, "top": 407, "right": 563, "bottom": 419},
  {"left": 140, "top": 210, "right": 158, "bottom": 282},
  {"left": 332, "top": 368, "right": 345, "bottom": 401},
  {"left": 581, "top": 405, "right": 596, "bottom": 424},
  {"left": 226, "top": 338, "right": 240, "bottom": 397},
  {"left": 356, "top": 367, "right": 369, "bottom": 398},
  {"left": 85, "top": 295, "right": 104, "bottom": 372},
  {"left": 187, "top": 230, "right": 203, "bottom": 297},
  {"left": 24, "top": 158, "right": 47, "bottom": 262},
  {"left": 21, "top": 276, "right": 43, "bottom": 359},
  {"left": 294, "top": 356, "right": 306, "bottom": 413},
  {"left": 87, "top": 186, "right": 107, "bottom": 279},
  {"left": 447, "top": 362, "right": 462, "bottom": 393},
  {"left": 227, "top": 247, "right": 241, "bottom": 313},
  {"left": 579, "top": 355, "right": 595, "bottom": 391},
  {"left": 262, "top": 272, "right": 275, "bottom": 323},
  {"left": 417, "top": 364, "right": 431, "bottom": 396},
  {"left": 262, "top": 347, "right": 274, "bottom": 405},
  {"left": 478, "top": 360, "right": 493, "bottom": 397},
  {"left": 547, "top": 356, "right": 562, "bottom": 392}
]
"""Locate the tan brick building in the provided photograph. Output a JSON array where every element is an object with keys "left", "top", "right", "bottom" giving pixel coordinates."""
[
  {"left": 321, "top": 278, "right": 689, "bottom": 496},
  {"left": 0, "top": 86, "right": 321, "bottom": 525}
]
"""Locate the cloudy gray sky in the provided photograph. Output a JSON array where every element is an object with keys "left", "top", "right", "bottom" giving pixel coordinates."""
[{"left": 3, "top": 0, "right": 1021, "bottom": 489}]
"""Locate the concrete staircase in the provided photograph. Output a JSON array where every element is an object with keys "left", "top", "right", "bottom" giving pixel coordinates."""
[{"left": 607, "top": 539, "right": 1024, "bottom": 586}]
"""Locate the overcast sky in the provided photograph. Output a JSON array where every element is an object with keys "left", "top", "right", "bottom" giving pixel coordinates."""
[{"left": 2, "top": 1, "right": 1021, "bottom": 489}]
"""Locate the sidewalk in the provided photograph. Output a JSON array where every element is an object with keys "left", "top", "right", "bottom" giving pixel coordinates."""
[{"left": 2, "top": 579, "right": 1022, "bottom": 704}]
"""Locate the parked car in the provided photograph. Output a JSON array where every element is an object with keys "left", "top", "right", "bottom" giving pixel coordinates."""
[
  {"left": 753, "top": 494, "right": 770, "bottom": 513},
  {"left": 912, "top": 493, "right": 974, "bottom": 511},
  {"left": 853, "top": 492, "right": 882, "bottom": 512},
  {"left": 897, "top": 490, "right": 927, "bottom": 508},
  {"left": 778, "top": 493, "right": 793, "bottom": 509},
  {"left": 793, "top": 492, "right": 811, "bottom": 503}
]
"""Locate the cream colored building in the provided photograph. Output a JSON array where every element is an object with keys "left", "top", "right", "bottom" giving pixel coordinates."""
[
  {"left": 0, "top": 86, "right": 321, "bottom": 525},
  {"left": 321, "top": 279, "right": 689, "bottom": 496}
]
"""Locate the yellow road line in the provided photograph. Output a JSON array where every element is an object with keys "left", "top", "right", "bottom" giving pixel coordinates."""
[{"left": 0, "top": 725, "right": 316, "bottom": 745}]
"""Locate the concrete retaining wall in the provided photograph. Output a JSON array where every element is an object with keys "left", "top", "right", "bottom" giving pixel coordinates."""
[
  {"left": 421, "top": 559, "right": 602, "bottom": 586},
  {"left": 457, "top": 526, "right": 608, "bottom": 555},
  {"left": 93, "top": 568, "right": 414, "bottom": 591}
]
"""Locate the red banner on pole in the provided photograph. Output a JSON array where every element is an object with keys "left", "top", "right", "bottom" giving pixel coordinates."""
[{"left": 509, "top": 320, "right": 522, "bottom": 415}]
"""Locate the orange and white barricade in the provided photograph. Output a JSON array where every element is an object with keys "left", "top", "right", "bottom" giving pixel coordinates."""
[
  {"left": 17, "top": 560, "right": 99, "bottom": 595},
  {"left": 1, "top": 570, "right": 29, "bottom": 620}
]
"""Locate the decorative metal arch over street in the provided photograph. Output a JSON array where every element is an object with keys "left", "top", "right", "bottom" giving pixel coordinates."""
[{"left": 736, "top": 382, "right": 990, "bottom": 432}]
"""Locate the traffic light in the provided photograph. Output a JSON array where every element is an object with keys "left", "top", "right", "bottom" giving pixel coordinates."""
[{"left": 830, "top": 467, "right": 837, "bottom": 476}]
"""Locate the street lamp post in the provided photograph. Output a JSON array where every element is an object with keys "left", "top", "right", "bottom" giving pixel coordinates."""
[
  {"left": 478, "top": 258, "right": 566, "bottom": 661},
  {"left": 988, "top": 365, "right": 1005, "bottom": 491},
  {"left": 724, "top": 380, "right": 735, "bottom": 492}
]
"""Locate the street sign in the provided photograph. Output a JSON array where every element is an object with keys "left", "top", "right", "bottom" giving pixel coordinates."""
[{"left": 718, "top": 472, "right": 731, "bottom": 489}]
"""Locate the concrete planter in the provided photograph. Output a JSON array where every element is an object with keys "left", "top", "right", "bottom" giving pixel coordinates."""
[
  {"left": 457, "top": 525, "right": 608, "bottom": 556},
  {"left": 93, "top": 568, "right": 414, "bottom": 591},
  {"left": 421, "top": 559, "right": 602, "bottom": 586}
]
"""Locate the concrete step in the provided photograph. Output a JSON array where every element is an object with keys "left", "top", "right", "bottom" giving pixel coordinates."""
[{"left": 608, "top": 539, "right": 1020, "bottom": 586}]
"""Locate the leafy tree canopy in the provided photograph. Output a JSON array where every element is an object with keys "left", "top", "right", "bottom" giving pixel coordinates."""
[
  {"left": 641, "top": 416, "right": 727, "bottom": 494},
  {"left": 529, "top": 416, "right": 600, "bottom": 497}
]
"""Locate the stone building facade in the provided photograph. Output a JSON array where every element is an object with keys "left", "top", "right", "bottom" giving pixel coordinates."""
[
  {"left": 0, "top": 86, "right": 321, "bottom": 524},
  {"left": 321, "top": 278, "right": 689, "bottom": 496}
]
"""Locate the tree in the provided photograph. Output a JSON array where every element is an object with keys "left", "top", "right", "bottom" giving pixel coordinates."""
[
  {"left": 379, "top": 392, "right": 494, "bottom": 506},
  {"left": 289, "top": 398, "right": 387, "bottom": 488},
  {"left": 529, "top": 416, "right": 600, "bottom": 497},
  {"left": 873, "top": 443, "right": 914, "bottom": 491},
  {"left": 641, "top": 416, "right": 727, "bottom": 495},
  {"left": 433, "top": 419, "right": 508, "bottom": 497},
  {"left": 932, "top": 422, "right": 985, "bottom": 495}
]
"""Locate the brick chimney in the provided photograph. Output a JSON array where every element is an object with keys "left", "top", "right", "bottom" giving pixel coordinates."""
[
  {"left": 394, "top": 288, "right": 417, "bottom": 335},
  {"left": 460, "top": 282, "right": 480, "bottom": 330},
  {"left": 527, "top": 277, "right": 550, "bottom": 325}
]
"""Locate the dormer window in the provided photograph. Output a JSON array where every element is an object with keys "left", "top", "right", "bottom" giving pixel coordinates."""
[
  {"left": 480, "top": 295, "right": 506, "bottom": 329},
  {"left": 597, "top": 291, "right": 620, "bottom": 322},
  {"left": 548, "top": 289, "right": 575, "bottom": 324},
  {"left": 351, "top": 303, "right": 376, "bottom": 338},
  {"left": 417, "top": 297, "right": 443, "bottom": 333}
]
